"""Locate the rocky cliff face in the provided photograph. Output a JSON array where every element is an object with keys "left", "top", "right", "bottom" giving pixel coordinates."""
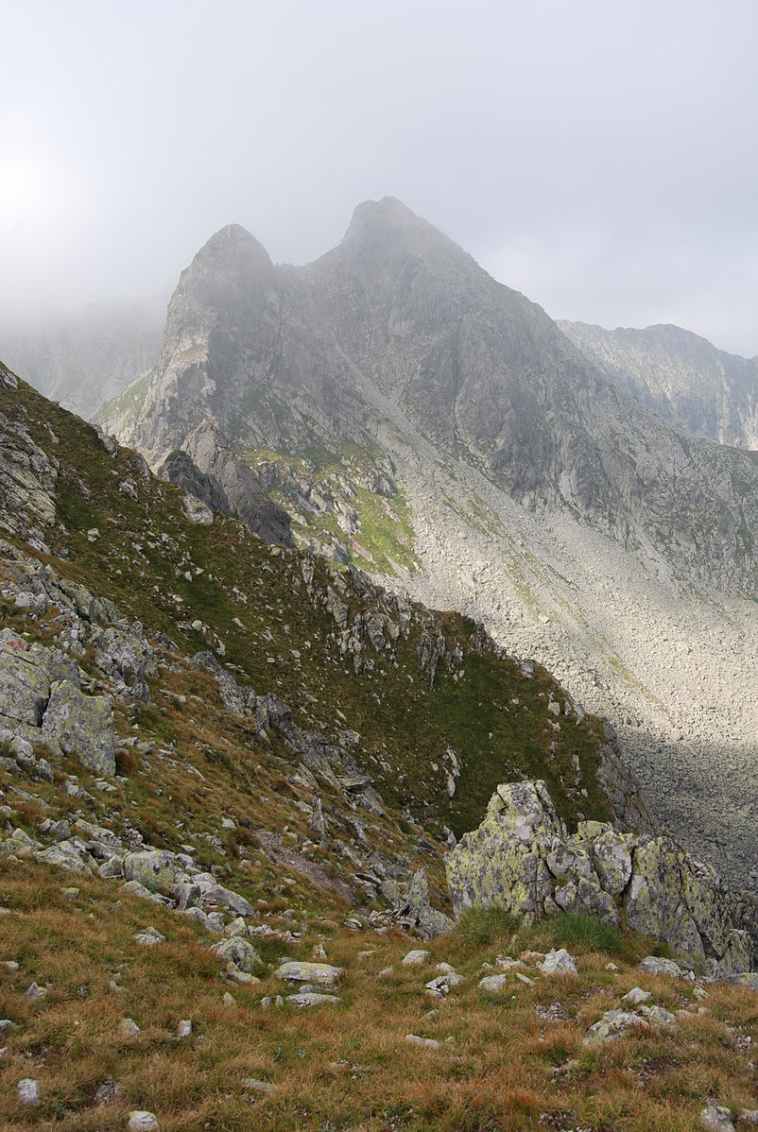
[
  {"left": 447, "top": 780, "right": 757, "bottom": 975},
  {"left": 102, "top": 198, "right": 758, "bottom": 596},
  {"left": 560, "top": 320, "right": 758, "bottom": 451},
  {"left": 94, "top": 200, "right": 758, "bottom": 894}
]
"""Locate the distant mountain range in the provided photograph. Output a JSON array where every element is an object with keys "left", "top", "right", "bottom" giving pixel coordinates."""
[
  {"left": 560, "top": 319, "right": 758, "bottom": 450},
  {"left": 0, "top": 298, "right": 162, "bottom": 418}
]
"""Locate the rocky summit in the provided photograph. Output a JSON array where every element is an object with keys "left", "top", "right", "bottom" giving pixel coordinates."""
[
  {"left": 96, "top": 198, "right": 758, "bottom": 895},
  {"left": 0, "top": 354, "right": 757, "bottom": 1130}
]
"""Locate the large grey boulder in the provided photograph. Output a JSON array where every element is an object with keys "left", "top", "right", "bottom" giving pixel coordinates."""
[
  {"left": 123, "top": 850, "right": 184, "bottom": 896},
  {"left": 210, "top": 937, "right": 262, "bottom": 974},
  {"left": 92, "top": 623, "right": 156, "bottom": 702},
  {"left": 393, "top": 868, "right": 453, "bottom": 939},
  {"left": 0, "top": 636, "right": 51, "bottom": 728},
  {"left": 275, "top": 961, "right": 343, "bottom": 986},
  {"left": 0, "top": 405, "right": 58, "bottom": 547},
  {"left": 446, "top": 780, "right": 754, "bottom": 975},
  {"left": 41, "top": 680, "right": 116, "bottom": 775}
]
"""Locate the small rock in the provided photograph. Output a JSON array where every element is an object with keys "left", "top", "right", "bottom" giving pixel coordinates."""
[
  {"left": 17, "top": 1077, "right": 39, "bottom": 1105},
  {"left": 538, "top": 949, "right": 577, "bottom": 976},
  {"left": 25, "top": 981, "right": 47, "bottom": 1000},
  {"left": 622, "top": 986, "right": 652, "bottom": 1006},
  {"left": 134, "top": 926, "right": 165, "bottom": 946},
  {"left": 242, "top": 1078, "right": 277, "bottom": 1095},
  {"left": 479, "top": 974, "right": 509, "bottom": 993},
  {"left": 128, "top": 1112, "right": 160, "bottom": 1131},
  {"left": 287, "top": 992, "right": 340, "bottom": 1007},
  {"left": 94, "top": 1078, "right": 121, "bottom": 1105},
  {"left": 639, "top": 1004, "right": 677, "bottom": 1027},
  {"left": 401, "top": 949, "right": 430, "bottom": 966},
  {"left": 405, "top": 1034, "right": 440, "bottom": 1049},
  {"left": 222, "top": 992, "right": 236, "bottom": 1007},
  {"left": 275, "top": 961, "right": 342, "bottom": 986},
  {"left": 639, "top": 956, "right": 683, "bottom": 978},
  {"left": 377, "top": 966, "right": 394, "bottom": 979},
  {"left": 176, "top": 1019, "right": 192, "bottom": 1038},
  {"left": 119, "top": 1017, "right": 140, "bottom": 1039},
  {"left": 583, "top": 1009, "right": 649, "bottom": 1046},
  {"left": 738, "top": 1112, "right": 758, "bottom": 1126},
  {"left": 495, "top": 956, "right": 523, "bottom": 971},
  {"left": 699, "top": 1104, "right": 735, "bottom": 1131},
  {"left": 260, "top": 995, "right": 285, "bottom": 1008},
  {"left": 425, "top": 972, "right": 464, "bottom": 997},
  {"left": 211, "top": 936, "right": 262, "bottom": 974}
]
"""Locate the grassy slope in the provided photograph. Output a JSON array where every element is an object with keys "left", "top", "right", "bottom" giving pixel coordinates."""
[
  {"left": 246, "top": 444, "right": 419, "bottom": 575},
  {"left": 3, "top": 375, "right": 615, "bottom": 837},
  {"left": 2, "top": 869, "right": 757, "bottom": 1131},
  {"left": 2, "top": 370, "right": 757, "bottom": 1130}
]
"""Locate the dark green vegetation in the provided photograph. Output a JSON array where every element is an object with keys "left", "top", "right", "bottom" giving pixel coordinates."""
[{"left": 245, "top": 442, "right": 419, "bottom": 575}]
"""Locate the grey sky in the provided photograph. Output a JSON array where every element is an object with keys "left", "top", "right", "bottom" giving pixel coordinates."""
[{"left": 3, "top": 0, "right": 757, "bottom": 354}]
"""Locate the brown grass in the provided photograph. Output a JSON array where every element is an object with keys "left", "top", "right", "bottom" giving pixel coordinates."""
[{"left": 1, "top": 860, "right": 757, "bottom": 1131}]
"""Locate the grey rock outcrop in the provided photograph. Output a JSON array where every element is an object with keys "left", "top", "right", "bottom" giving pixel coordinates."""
[
  {"left": 0, "top": 630, "right": 116, "bottom": 775},
  {"left": 445, "top": 780, "right": 753, "bottom": 974},
  {"left": 560, "top": 320, "right": 758, "bottom": 451},
  {"left": 102, "top": 200, "right": 758, "bottom": 595},
  {"left": 0, "top": 383, "right": 58, "bottom": 549},
  {"left": 41, "top": 680, "right": 115, "bottom": 776}
]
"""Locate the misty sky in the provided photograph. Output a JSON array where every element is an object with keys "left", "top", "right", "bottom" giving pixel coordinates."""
[{"left": 3, "top": 0, "right": 757, "bottom": 354}]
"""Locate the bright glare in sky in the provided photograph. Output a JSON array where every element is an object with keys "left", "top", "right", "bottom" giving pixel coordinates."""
[{"left": 0, "top": 157, "right": 49, "bottom": 221}]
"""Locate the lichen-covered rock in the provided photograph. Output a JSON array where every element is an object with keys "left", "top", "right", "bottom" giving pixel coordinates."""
[
  {"left": 0, "top": 407, "right": 58, "bottom": 548},
  {"left": 393, "top": 868, "right": 452, "bottom": 939},
  {"left": 446, "top": 781, "right": 562, "bottom": 920},
  {"left": 92, "top": 623, "right": 156, "bottom": 702},
  {"left": 211, "top": 937, "right": 262, "bottom": 974},
  {"left": 41, "top": 680, "right": 116, "bottom": 775},
  {"left": 123, "top": 850, "right": 184, "bottom": 896},
  {"left": 446, "top": 780, "right": 754, "bottom": 974},
  {"left": 275, "top": 961, "right": 343, "bottom": 986},
  {"left": 34, "top": 839, "right": 96, "bottom": 874},
  {"left": 0, "top": 635, "right": 52, "bottom": 729},
  {"left": 583, "top": 1009, "right": 649, "bottom": 1045}
]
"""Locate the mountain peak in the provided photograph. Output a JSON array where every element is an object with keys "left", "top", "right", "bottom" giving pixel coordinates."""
[
  {"left": 344, "top": 195, "right": 447, "bottom": 245},
  {"left": 193, "top": 223, "right": 273, "bottom": 276}
]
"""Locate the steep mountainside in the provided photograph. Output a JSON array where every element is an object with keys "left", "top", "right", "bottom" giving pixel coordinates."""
[
  {"left": 102, "top": 200, "right": 758, "bottom": 595},
  {"left": 0, "top": 299, "right": 162, "bottom": 419},
  {"left": 560, "top": 320, "right": 758, "bottom": 450},
  {"left": 2, "top": 361, "right": 758, "bottom": 1131},
  {"left": 2, "top": 361, "right": 644, "bottom": 846},
  {"left": 97, "top": 199, "right": 758, "bottom": 893}
]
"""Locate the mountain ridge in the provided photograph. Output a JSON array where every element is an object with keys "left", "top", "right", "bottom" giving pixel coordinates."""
[
  {"left": 94, "top": 200, "right": 758, "bottom": 890},
  {"left": 560, "top": 318, "right": 758, "bottom": 450}
]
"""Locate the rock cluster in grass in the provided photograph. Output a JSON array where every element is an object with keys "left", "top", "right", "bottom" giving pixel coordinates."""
[{"left": 446, "top": 780, "right": 755, "bottom": 975}]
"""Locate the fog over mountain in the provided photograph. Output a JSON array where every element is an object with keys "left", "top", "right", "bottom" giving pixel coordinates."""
[{"left": 3, "top": 0, "right": 758, "bottom": 354}]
